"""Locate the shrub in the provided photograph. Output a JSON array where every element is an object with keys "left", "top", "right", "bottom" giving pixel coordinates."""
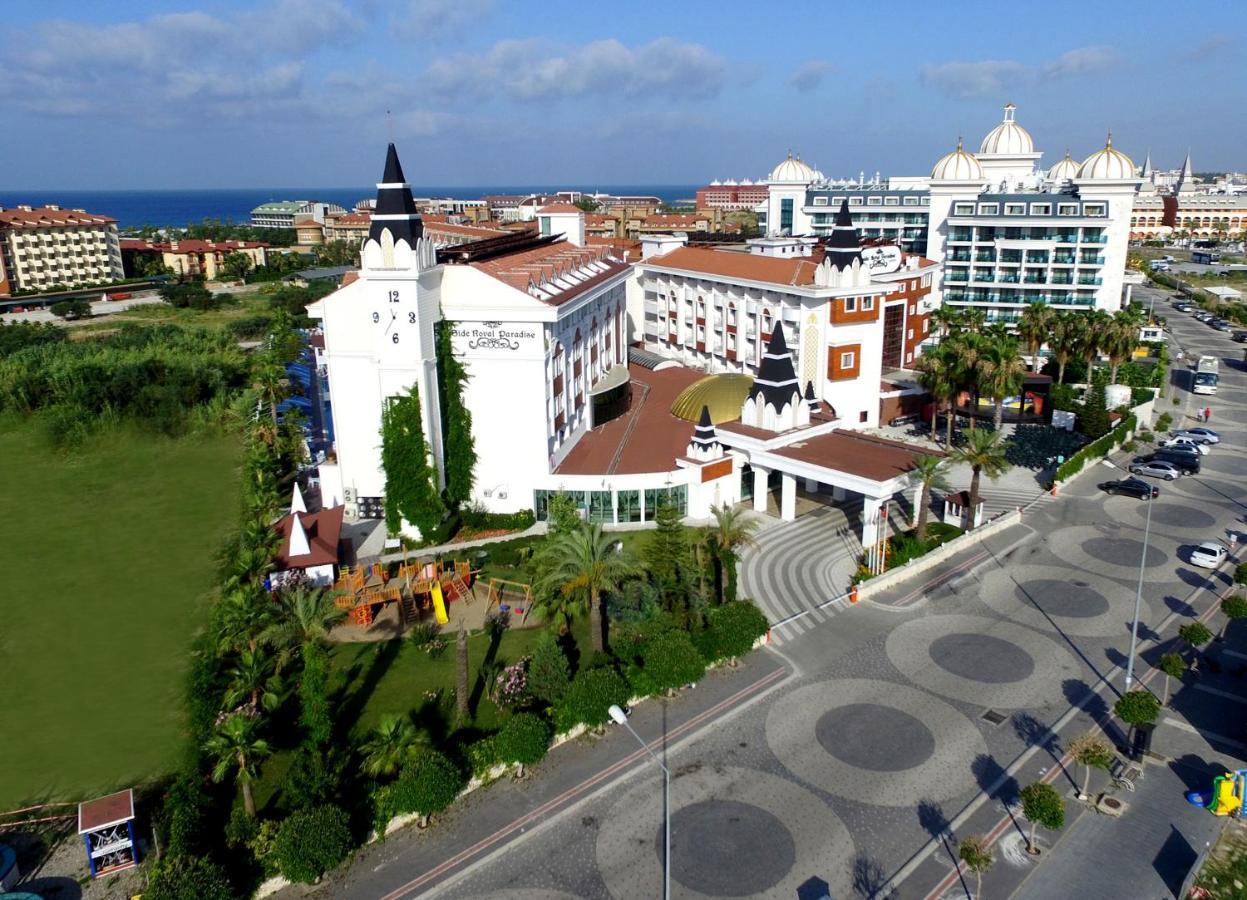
[
  {"left": 1137, "top": 430, "right": 1154, "bottom": 443},
  {"left": 465, "top": 735, "right": 501, "bottom": 778},
  {"left": 1114, "top": 689, "right": 1160, "bottom": 727},
  {"left": 49, "top": 298, "right": 92, "bottom": 319},
  {"left": 634, "top": 630, "right": 705, "bottom": 696},
  {"left": 274, "top": 804, "right": 353, "bottom": 884},
  {"left": 491, "top": 657, "right": 530, "bottom": 709},
  {"left": 1122, "top": 440, "right": 1137, "bottom": 453},
  {"left": 1179, "top": 621, "right": 1213, "bottom": 650},
  {"left": 555, "top": 666, "right": 629, "bottom": 732},
  {"left": 495, "top": 712, "right": 553, "bottom": 775},
  {"left": 0, "top": 320, "right": 66, "bottom": 357},
  {"left": 159, "top": 769, "right": 210, "bottom": 859},
  {"left": 528, "top": 631, "right": 571, "bottom": 704},
  {"left": 246, "top": 818, "right": 282, "bottom": 878},
  {"left": 281, "top": 743, "right": 348, "bottom": 810},
  {"left": 695, "top": 601, "right": 770, "bottom": 664},
  {"left": 385, "top": 750, "right": 464, "bottom": 826},
  {"left": 1235, "top": 562, "right": 1247, "bottom": 587},
  {"left": 484, "top": 610, "right": 510, "bottom": 640},
  {"left": 1155, "top": 412, "right": 1173, "bottom": 431},
  {"left": 145, "top": 855, "right": 235, "bottom": 900}
]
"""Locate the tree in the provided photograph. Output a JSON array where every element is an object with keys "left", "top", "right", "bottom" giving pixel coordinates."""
[
  {"left": 528, "top": 630, "right": 571, "bottom": 703},
  {"left": 360, "top": 714, "right": 428, "bottom": 779},
  {"left": 1158, "top": 652, "right": 1186, "bottom": 706},
  {"left": 222, "top": 647, "right": 282, "bottom": 715},
  {"left": 951, "top": 429, "right": 1009, "bottom": 530},
  {"left": 957, "top": 835, "right": 994, "bottom": 899},
  {"left": 264, "top": 583, "right": 346, "bottom": 671},
  {"left": 314, "top": 239, "right": 359, "bottom": 268},
  {"left": 1179, "top": 621, "right": 1213, "bottom": 665},
  {"left": 1237, "top": 563, "right": 1247, "bottom": 588},
  {"left": 1218, "top": 594, "right": 1247, "bottom": 640},
  {"left": 49, "top": 299, "right": 92, "bottom": 319},
  {"left": 435, "top": 319, "right": 476, "bottom": 506},
  {"left": 145, "top": 855, "right": 235, "bottom": 900},
  {"left": 950, "top": 332, "right": 988, "bottom": 432},
  {"left": 1067, "top": 732, "right": 1114, "bottom": 799},
  {"left": 495, "top": 712, "right": 553, "bottom": 778},
  {"left": 1114, "top": 690, "right": 1160, "bottom": 734},
  {"left": 910, "top": 454, "right": 949, "bottom": 542},
  {"left": 221, "top": 251, "right": 254, "bottom": 280},
  {"left": 976, "top": 336, "right": 1027, "bottom": 431},
  {"left": 708, "top": 503, "right": 759, "bottom": 604},
  {"left": 1048, "top": 311, "right": 1081, "bottom": 384},
  {"left": 252, "top": 353, "right": 286, "bottom": 428},
  {"left": 645, "top": 500, "right": 692, "bottom": 617},
  {"left": 1017, "top": 301, "right": 1054, "bottom": 373},
  {"left": 204, "top": 713, "right": 271, "bottom": 817},
  {"left": 455, "top": 620, "right": 469, "bottom": 722},
  {"left": 696, "top": 600, "right": 770, "bottom": 666},
  {"left": 386, "top": 750, "right": 464, "bottom": 828},
  {"left": 1102, "top": 312, "right": 1139, "bottom": 385},
  {"left": 1019, "top": 782, "right": 1064, "bottom": 855},
  {"left": 1078, "top": 309, "right": 1111, "bottom": 377},
  {"left": 638, "top": 630, "right": 706, "bottom": 695},
  {"left": 535, "top": 521, "right": 639, "bottom": 653},
  {"left": 555, "top": 666, "right": 630, "bottom": 733},
  {"left": 273, "top": 804, "right": 352, "bottom": 883},
  {"left": 380, "top": 386, "right": 444, "bottom": 537},
  {"left": 916, "top": 345, "right": 960, "bottom": 445},
  {"left": 1078, "top": 383, "right": 1111, "bottom": 439}
]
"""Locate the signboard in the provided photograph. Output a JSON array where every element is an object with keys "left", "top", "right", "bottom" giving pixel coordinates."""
[
  {"left": 860, "top": 245, "right": 903, "bottom": 275},
  {"left": 450, "top": 320, "right": 544, "bottom": 360}
]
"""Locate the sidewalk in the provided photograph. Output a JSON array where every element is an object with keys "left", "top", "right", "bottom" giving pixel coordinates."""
[{"left": 272, "top": 648, "right": 790, "bottom": 899}]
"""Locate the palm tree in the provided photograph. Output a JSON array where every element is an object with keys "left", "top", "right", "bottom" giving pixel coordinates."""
[
  {"left": 977, "top": 336, "right": 1027, "bottom": 431},
  {"left": 1048, "top": 311, "right": 1081, "bottom": 385},
  {"left": 252, "top": 354, "right": 286, "bottom": 427},
  {"left": 223, "top": 648, "right": 283, "bottom": 715},
  {"left": 360, "top": 714, "right": 428, "bottom": 779},
  {"left": 1017, "top": 302, "right": 1053, "bottom": 372},
  {"left": 708, "top": 503, "right": 759, "bottom": 604},
  {"left": 455, "top": 620, "right": 469, "bottom": 722},
  {"left": 951, "top": 332, "right": 987, "bottom": 432},
  {"left": 1078, "top": 310, "right": 1111, "bottom": 379},
  {"left": 910, "top": 454, "right": 949, "bottom": 542},
  {"left": 1102, "top": 312, "right": 1139, "bottom": 385},
  {"left": 915, "top": 346, "right": 959, "bottom": 445},
  {"left": 962, "top": 307, "right": 987, "bottom": 334},
  {"left": 215, "top": 586, "right": 276, "bottom": 655},
  {"left": 263, "top": 583, "right": 347, "bottom": 673},
  {"left": 205, "top": 713, "right": 271, "bottom": 817},
  {"left": 534, "top": 522, "right": 638, "bottom": 653},
  {"left": 929, "top": 306, "right": 965, "bottom": 339},
  {"left": 952, "top": 429, "right": 1010, "bottom": 530}
]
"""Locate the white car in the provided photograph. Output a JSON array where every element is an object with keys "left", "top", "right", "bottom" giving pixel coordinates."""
[
  {"left": 1161, "top": 436, "right": 1211, "bottom": 455},
  {"left": 1189, "top": 542, "right": 1229, "bottom": 569},
  {"left": 1173, "top": 427, "right": 1220, "bottom": 445}
]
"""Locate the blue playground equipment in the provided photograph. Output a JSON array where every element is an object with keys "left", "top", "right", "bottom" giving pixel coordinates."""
[{"left": 1185, "top": 768, "right": 1247, "bottom": 816}]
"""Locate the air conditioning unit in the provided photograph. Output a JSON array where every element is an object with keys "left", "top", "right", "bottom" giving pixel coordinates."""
[{"left": 343, "top": 487, "right": 354, "bottom": 502}]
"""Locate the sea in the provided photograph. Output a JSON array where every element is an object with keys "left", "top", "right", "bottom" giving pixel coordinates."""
[{"left": 0, "top": 185, "right": 701, "bottom": 230}]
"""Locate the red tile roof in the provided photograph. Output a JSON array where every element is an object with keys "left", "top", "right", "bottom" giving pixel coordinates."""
[
  {"left": 0, "top": 205, "right": 115, "bottom": 228},
  {"left": 274, "top": 506, "right": 344, "bottom": 570},
  {"left": 770, "top": 431, "right": 941, "bottom": 483},
  {"left": 331, "top": 212, "right": 371, "bottom": 225},
  {"left": 425, "top": 220, "right": 507, "bottom": 240},
  {"left": 120, "top": 238, "right": 268, "bottom": 252},
  {"left": 538, "top": 202, "right": 584, "bottom": 214},
  {"left": 646, "top": 245, "right": 824, "bottom": 287},
  {"left": 471, "top": 241, "right": 622, "bottom": 297}
]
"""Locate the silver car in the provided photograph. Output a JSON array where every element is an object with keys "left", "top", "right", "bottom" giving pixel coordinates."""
[
  {"left": 1161, "top": 436, "right": 1211, "bottom": 455},
  {"left": 1129, "top": 459, "right": 1182, "bottom": 480},
  {"left": 1173, "top": 428, "right": 1220, "bottom": 445}
]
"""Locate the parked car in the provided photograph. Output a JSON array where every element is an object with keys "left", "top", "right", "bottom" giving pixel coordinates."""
[
  {"left": 1176, "top": 304, "right": 1194, "bottom": 313},
  {"left": 888, "top": 413, "right": 921, "bottom": 427},
  {"left": 1189, "top": 542, "right": 1228, "bottom": 569},
  {"left": 1160, "top": 436, "right": 1211, "bottom": 455},
  {"left": 1173, "top": 427, "right": 1220, "bottom": 444},
  {"left": 1101, "top": 477, "right": 1160, "bottom": 500},
  {"left": 1146, "top": 451, "right": 1201, "bottom": 474},
  {"left": 1129, "top": 459, "right": 1183, "bottom": 480},
  {"left": 1216, "top": 321, "right": 1234, "bottom": 332},
  {"left": 1232, "top": 331, "right": 1247, "bottom": 343}
]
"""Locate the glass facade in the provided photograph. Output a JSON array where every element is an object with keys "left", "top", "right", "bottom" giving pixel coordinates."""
[
  {"left": 780, "top": 198, "right": 793, "bottom": 233},
  {"left": 534, "top": 483, "right": 687, "bottom": 524}
]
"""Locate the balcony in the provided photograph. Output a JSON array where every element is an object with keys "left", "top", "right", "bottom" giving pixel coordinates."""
[
  {"left": 974, "top": 251, "right": 997, "bottom": 262},
  {"left": 1025, "top": 253, "right": 1050, "bottom": 264},
  {"left": 1082, "top": 234, "right": 1107, "bottom": 244},
  {"left": 1050, "top": 275, "right": 1073, "bottom": 285},
  {"left": 999, "top": 274, "right": 1020, "bottom": 284},
  {"left": 973, "top": 275, "right": 995, "bottom": 283},
  {"left": 1023, "top": 276, "right": 1047, "bottom": 284},
  {"left": 948, "top": 251, "right": 971, "bottom": 262},
  {"left": 1053, "top": 253, "right": 1076, "bottom": 264},
  {"left": 1079, "top": 255, "right": 1105, "bottom": 265},
  {"left": 1077, "top": 276, "right": 1103, "bottom": 285}
]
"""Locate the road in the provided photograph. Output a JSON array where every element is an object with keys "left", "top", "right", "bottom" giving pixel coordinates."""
[
  {"left": 301, "top": 281, "right": 1245, "bottom": 899},
  {"left": 0, "top": 289, "right": 164, "bottom": 323}
]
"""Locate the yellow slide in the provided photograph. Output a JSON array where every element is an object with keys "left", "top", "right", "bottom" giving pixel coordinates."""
[
  {"left": 431, "top": 581, "right": 449, "bottom": 625},
  {"left": 1211, "top": 775, "right": 1240, "bottom": 816}
]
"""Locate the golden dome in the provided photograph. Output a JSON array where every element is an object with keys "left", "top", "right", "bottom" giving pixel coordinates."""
[{"left": 670, "top": 373, "right": 755, "bottom": 423}]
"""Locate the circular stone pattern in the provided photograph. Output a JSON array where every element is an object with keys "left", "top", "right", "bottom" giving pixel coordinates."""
[
  {"left": 1015, "top": 579, "right": 1108, "bottom": 618},
  {"left": 664, "top": 800, "right": 796, "bottom": 897},
  {"left": 1083, "top": 536, "right": 1168, "bottom": 568},
  {"left": 1133, "top": 502, "right": 1217, "bottom": 530},
  {"left": 596, "top": 765, "right": 854, "bottom": 900},
  {"left": 885, "top": 615, "right": 1082, "bottom": 709},
  {"left": 930, "top": 634, "right": 1035, "bottom": 683},
  {"left": 816, "top": 703, "right": 937, "bottom": 772},
  {"left": 766, "top": 679, "right": 988, "bottom": 806}
]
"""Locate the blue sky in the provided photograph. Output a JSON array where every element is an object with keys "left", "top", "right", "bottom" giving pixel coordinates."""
[{"left": 1, "top": 0, "right": 1241, "bottom": 189}]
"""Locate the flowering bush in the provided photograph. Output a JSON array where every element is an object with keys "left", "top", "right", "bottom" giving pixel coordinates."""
[{"left": 492, "top": 657, "right": 530, "bottom": 709}]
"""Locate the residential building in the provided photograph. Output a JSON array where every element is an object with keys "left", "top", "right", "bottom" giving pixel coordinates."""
[
  {"left": 294, "top": 216, "right": 325, "bottom": 247},
  {"left": 250, "top": 200, "right": 346, "bottom": 229},
  {"left": 637, "top": 213, "right": 715, "bottom": 234},
  {"left": 696, "top": 179, "right": 769, "bottom": 211},
  {"left": 120, "top": 238, "right": 268, "bottom": 280},
  {"left": 323, "top": 212, "right": 373, "bottom": 245},
  {"left": 0, "top": 204, "right": 124, "bottom": 296}
]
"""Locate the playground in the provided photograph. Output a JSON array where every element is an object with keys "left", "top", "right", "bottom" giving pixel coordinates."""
[{"left": 0, "top": 417, "right": 240, "bottom": 809}]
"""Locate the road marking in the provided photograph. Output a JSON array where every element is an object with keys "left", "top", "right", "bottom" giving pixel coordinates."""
[
  {"left": 377, "top": 664, "right": 788, "bottom": 900},
  {"left": 1223, "top": 648, "right": 1247, "bottom": 662},
  {"left": 1191, "top": 683, "right": 1247, "bottom": 705},
  {"left": 1161, "top": 716, "right": 1247, "bottom": 751}
]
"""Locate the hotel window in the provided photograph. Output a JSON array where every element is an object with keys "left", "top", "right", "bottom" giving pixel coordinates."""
[
  {"left": 921, "top": 197, "right": 930, "bottom": 205},
  {"left": 1030, "top": 203, "right": 1051, "bottom": 215},
  {"left": 849, "top": 196, "right": 863, "bottom": 205},
  {"left": 884, "top": 196, "right": 899, "bottom": 206},
  {"left": 923, "top": 319, "right": 930, "bottom": 333},
  {"left": 840, "top": 350, "right": 856, "bottom": 369},
  {"left": 953, "top": 202, "right": 974, "bottom": 215},
  {"left": 867, "top": 197, "right": 882, "bottom": 206},
  {"left": 1084, "top": 203, "right": 1106, "bottom": 216},
  {"left": 977, "top": 203, "right": 999, "bottom": 215},
  {"left": 844, "top": 297, "right": 857, "bottom": 312},
  {"left": 780, "top": 199, "right": 794, "bottom": 232},
  {"left": 813, "top": 197, "right": 828, "bottom": 206},
  {"left": 862, "top": 297, "right": 874, "bottom": 311},
  {"left": 903, "top": 196, "right": 919, "bottom": 206},
  {"left": 1004, "top": 203, "right": 1026, "bottom": 215},
  {"left": 1058, "top": 204, "right": 1079, "bottom": 216},
  {"left": 859, "top": 410, "right": 869, "bottom": 423}
]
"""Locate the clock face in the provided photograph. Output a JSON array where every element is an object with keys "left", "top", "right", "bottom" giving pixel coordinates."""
[{"left": 370, "top": 287, "right": 417, "bottom": 350}]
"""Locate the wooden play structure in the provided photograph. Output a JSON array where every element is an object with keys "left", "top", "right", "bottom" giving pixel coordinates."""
[
  {"left": 485, "top": 578, "right": 534, "bottom": 625},
  {"left": 78, "top": 789, "right": 138, "bottom": 878},
  {"left": 334, "top": 558, "right": 478, "bottom": 628}
]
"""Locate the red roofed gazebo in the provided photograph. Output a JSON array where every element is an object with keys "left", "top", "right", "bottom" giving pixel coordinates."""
[{"left": 78, "top": 789, "right": 138, "bottom": 877}]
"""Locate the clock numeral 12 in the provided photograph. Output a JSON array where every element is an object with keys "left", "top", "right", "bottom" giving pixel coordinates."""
[{"left": 389, "top": 290, "right": 400, "bottom": 303}]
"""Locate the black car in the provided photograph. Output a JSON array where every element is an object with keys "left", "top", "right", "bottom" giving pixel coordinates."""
[
  {"left": 1232, "top": 331, "right": 1247, "bottom": 343},
  {"left": 1150, "top": 450, "right": 1201, "bottom": 474},
  {"left": 1102, "top": 477, "right": 1160, "bottom": 500}
]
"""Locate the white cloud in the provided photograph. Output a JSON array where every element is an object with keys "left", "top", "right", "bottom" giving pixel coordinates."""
[
  {"left": 424, "top": 37, "right": 728, "bottom": 102},
  {"left": 1042, "top": 45, "right": 1116, "bottom": 78},
  {"left": 920, "top": 59, "right": 1029, "bottom": 99},
  {"left": 394, "top": 0, "right": 493, "bottom": 38},
  {"left": 788, "top": 60, "right": 834, "bottom": 93}
]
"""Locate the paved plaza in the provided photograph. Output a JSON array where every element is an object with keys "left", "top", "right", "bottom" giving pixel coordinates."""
[{"left": 311, "top": 287, "right": 1247, "bottom": 900}]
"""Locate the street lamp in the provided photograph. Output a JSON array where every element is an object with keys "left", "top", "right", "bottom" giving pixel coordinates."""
[
  {"left": 609, "top": 704, "right": 670, "bottom": 900},
  {"left": 1124, "top": 489, "right": 1156, "bottom": 691}
]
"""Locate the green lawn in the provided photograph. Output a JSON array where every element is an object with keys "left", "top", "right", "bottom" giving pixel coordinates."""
[{"left": 0, "top": 416, "right": 240, "bottom": 809}]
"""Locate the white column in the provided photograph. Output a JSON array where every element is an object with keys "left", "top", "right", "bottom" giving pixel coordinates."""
[
  {"left": 861, "top": 495, "right": 883, "bottom": 553},
  {"left": 781, "top": 472, "right": 798, "bottom": 521},
  {"left": 752, "top": 466, "right": 770, "bottom": 514}
]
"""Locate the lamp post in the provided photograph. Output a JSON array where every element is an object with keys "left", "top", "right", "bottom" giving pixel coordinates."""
[
  {"left": 609, "top": 704, "right": 670, "bottom": 900},
  {"left": 1124, "top": 489, "right": 1155, "bottom": 691}
]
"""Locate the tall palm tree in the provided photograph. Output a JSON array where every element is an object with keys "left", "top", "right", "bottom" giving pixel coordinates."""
[
  {"left": 455, "top": 620, "right": 469, "bottom": 722},
  {"left": 977, "top": 337, "right": 1028, "bottom": 431},
  {"left": 708, "top": 503, "right": 759, "bottom": 604},
  {"left": 910, "top": 454, "right": 949, "bottom": 542},
  {"left": 205, "top": 713, "right": 271, "bottom": 817},
  {"left": 952, "top": 429, "right": 1010, "bottom": 530},
  {"left": 1017, "top": 302, "right": 1053, "bottom": 373},
  {"left": 916, "top": 346, "right": 960, "bottom": 446},
  {"left": 263, "top": 583, "right": 347, "bottom": 673},
  {"left": 951, "top": 332, "right": 987, "bottom": 432},
  {"left": 1048, "top": 311, "right": 1081, "bottom": 385},
  {"left": 223, "top": 648, "right": 283, "bottom": 715},
  {"left": 215, "top": 586, "right": 276, "bottom": 655},
  {"left": 962, "top": 307, "right": 987, "bottom": 334},
  {"left": 1078, "top": 310, "right": 1111, "bottom": 379},
  {"left": 1102, "top": 313, "right": 1139, "bottom": 385},
  {"left": 360, "top": 714, "right": 428, "bottom": 779},
  {"left": 929, "top": 306, "right": 965, "bottom": 339},
  {"left": 534, "top": 522, "right": 639, "bottom": 653}
]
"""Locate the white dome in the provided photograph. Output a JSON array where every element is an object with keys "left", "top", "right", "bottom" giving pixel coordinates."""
[
  {"left": 1078, "top": 134, "right": 1136, "bottom": 180},
  {"left": 769, "top": 152, "right": 816, "bottom": 183},
  {"left": 1047, "top": 149, "right": 1079, "bottom": 182},
  {"left": 930, "top": 139, "right": 985, "bottom": 181},
  {"left": 979, "top": 104, "right": 1034, "bottom": 155}
]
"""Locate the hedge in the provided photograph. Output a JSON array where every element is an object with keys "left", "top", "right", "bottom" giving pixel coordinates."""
[
  {"left": 1054, "top": 413, "right": 1137, "bottom": 483},
  {"left": 273, "top": 804, "right": 353, "bottom": 884},
  {"left": 554, "top": 667, "right": 630, "bottom": 733}
]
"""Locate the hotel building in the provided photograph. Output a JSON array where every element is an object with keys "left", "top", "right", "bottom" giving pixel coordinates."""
[{"left": 0, "top": 205, "right": 124, "bottom": 296}]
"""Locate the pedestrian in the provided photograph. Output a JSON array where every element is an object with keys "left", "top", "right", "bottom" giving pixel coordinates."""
[{"left": 1205, "top": 407, "right": 1212, "bottom": 423}]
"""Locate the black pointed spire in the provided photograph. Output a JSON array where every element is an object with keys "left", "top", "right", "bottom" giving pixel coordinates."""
[
  {"left": 824, "top": 198, "right": 861, "bottom": 271},
  {"left": 697, "top": 404, "right": 713, "bottom": 429},
  {"left": 805, "top": 380, "right": 819, "bottom": 413},
  {"left": 748, "top": 321, "right": 800, "bottom": 408},
  {"left": 368, "top": 143, "right": 423, "bottom": 247}
]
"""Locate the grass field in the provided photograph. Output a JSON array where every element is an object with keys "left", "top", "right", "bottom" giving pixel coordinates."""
[{"left": 0, "top": 415, "right": 240, "bottom": 809}]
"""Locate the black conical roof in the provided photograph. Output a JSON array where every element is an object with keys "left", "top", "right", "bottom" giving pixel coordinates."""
[
  {"left": 697, "top": 404, "right": 713, "bottom": 429},
  {"left": 804, "top": 380, "right": 815, "bottom": 400},
  {"left": 824, "top": 198, "right": 861, "bottom": 270},
  {"left": 691, "top": 404, "right": 720, "bottom": 450},
  {"left": 368, "top": 142, "right": 423, "bottom": 247},
  {"left": 748, "top": 322, "right": 800, "bottom": 409}
]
